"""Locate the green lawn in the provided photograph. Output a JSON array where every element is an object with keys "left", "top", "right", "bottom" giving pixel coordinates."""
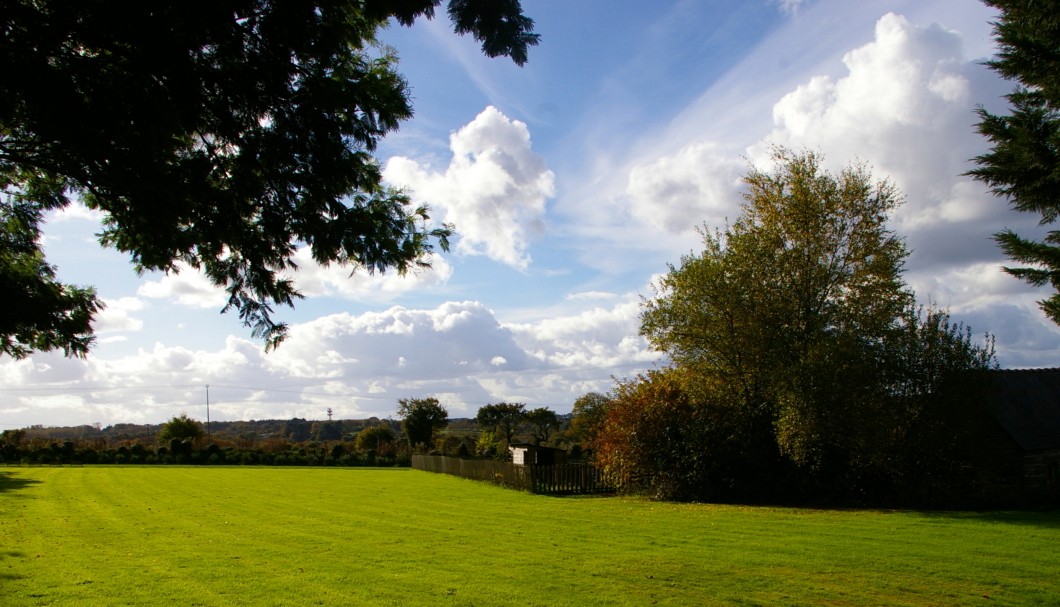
[{"left": 1, "top": 467, "right": 1058, "bottom": 606}]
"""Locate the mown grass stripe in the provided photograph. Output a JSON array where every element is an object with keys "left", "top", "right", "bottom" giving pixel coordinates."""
[{"left": 1, "top": 467, "right": 1057, "bottom": 606}]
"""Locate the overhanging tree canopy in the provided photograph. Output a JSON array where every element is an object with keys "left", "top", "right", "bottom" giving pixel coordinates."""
[{"left": 0, "top": 0, "right": 538, "bottom": 357}]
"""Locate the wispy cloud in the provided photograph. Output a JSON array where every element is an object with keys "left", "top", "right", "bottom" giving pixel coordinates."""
[{"left": 774, "top": 0, "right": 808, "bottom": 16}]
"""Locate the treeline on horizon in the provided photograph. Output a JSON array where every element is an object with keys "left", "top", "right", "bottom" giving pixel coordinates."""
[{"left": 0, "top": 413, "right": 581, "bottom": 469}]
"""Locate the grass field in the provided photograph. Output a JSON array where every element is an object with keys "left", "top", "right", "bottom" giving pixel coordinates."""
[{"left": 1, "top": 467, "right": 1058, "bottom": 606}]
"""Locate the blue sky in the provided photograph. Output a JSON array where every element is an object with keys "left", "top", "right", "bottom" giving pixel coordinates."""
[{"left": 3, "top": 0, "right": 1055, "bottom": 430}]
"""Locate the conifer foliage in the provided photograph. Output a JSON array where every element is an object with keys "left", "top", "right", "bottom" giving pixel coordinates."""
[{"left": 970, "top": 0, "right": 1060, "bottom": 323}]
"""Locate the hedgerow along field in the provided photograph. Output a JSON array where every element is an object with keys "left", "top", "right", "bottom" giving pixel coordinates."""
[{"left": 2, "top": 468, "right": 1058, "bottom": 607}]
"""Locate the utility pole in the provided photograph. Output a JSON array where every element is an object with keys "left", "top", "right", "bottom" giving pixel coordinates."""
[{"left": 205, "top": 384, "right": 211, "bottom": 442}]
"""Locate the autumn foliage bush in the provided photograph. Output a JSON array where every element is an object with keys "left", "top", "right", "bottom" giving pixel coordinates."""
[{"left": 593, "top": 369, "right": 785, "bottom": 503}]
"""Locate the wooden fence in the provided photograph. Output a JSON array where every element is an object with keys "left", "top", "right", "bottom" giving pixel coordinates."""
[{"left": 412, "top": 454, "right": 614, "bottom": 496}]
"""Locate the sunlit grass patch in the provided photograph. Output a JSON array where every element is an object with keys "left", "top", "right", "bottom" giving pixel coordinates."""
[{"left": 1, "top": 467, "right": 1058, "bottom": 606}]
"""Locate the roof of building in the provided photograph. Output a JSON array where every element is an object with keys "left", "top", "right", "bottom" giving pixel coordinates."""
[
  {"left": 989, "top": 368, "right": 1060, "bottom": 451},
  {"left": 508, "top": 443, "right": 565, "bottom": 452}
]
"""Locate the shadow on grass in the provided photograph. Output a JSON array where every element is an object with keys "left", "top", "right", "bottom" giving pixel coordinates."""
[
  {"left": 915, "top": 509, "right": 1060, "bottom": 529},
  {"left": 0, "top": 550, "right": 27, "bottom": 581},
  {"left": 534, "top": 488, "right": 1060, "bottom": 528},
  {"left": 0, "top": 471, "right": 41, "bottom": 495}
]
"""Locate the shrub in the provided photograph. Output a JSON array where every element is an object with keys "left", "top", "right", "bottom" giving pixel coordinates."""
[{"left": 593, "top": 368, "right": 781, "bottom": 502}]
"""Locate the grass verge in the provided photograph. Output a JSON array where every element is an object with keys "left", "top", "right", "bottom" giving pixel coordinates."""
[{"left": 1, "top": 467, "right": 1058, "bottom": 606}]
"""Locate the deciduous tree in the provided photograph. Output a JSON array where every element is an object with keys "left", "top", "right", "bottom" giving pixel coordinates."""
[
  {"left": 158, "top": 413, "right": 204, "bottom": 443},
  {"left": 475, "top": 402, "right": 525, "bottom": 444},
  {"left": 970, "top": 0, "right": 1060, "bottom": 323},
  {"left": 354, "top": 423, "right": 395, "bottom": 453},
  {"left": 1, "top": 0, "right": 538, "bottom": 355},
  {"left": 398, "top": 397, "right": 448, "bottom": 449},
  {"left": 312, "top": 420, "right": 344, "bottom": 442},
  {"left": 568, "top": 392, "right": 612, "bottom": 443},
  {"left": 642, "top": 148, "right": 912, "bottom": 469},
  {"left": 523, "top": 407, "right": 558, "bottom": 445},
  {"left": 593, "top": 369, "right": 711, "bottom": 501},
  {"left": 629, "top": 149, "right": 997, "bottom": 502},
  {"left": 283, "top": 418, "right": 312, "bottom": 443}
]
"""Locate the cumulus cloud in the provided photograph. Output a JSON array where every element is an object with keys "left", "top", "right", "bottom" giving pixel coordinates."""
[
  {"left": 0, "top": 296, "right": 663, "bottom": 426},
  {"left": 616, "top": 11, "right": 1055, "bottom": 366},
  {"left": 286, "top": 248, "right": 453, "bottom": 302},
  {"left": 507, "top": 298, "right": 661, "bottom": 370},
  {"left": 903, "top": 258, "right": 1060, "bottom": 364},
  {"left": 93, "top": 297, "right": 145, "bottom": 334},
  {"left": 137, "top": 248, "right": 453, "bottom": 311},
  {"left": 264, "top": 301, "right": 531, "bottom": 381},
  {"left": 626, "top": 142, "right": 746, "bottom": 234},
  {"left": 761, "top": 14, "right": 979, "bottom": 169},
  {"left": 957, "top": 304, "right": 1060, "bottom": 368},
  {"left": 907, "top": 262, "right": 1031, "bottom": 312},
  {"left": 745, "top": 11, "right": 1052, "bottom": 360},
  {"left": 138, "top": 263, "right": 227, "bottom": 309},
  {"left": 384, "top": 106, "right": 555, "bottom": 269},
  {"left": 754, "top": 12, "right": 1013, "bottom": 265},
  {"left": 0, "top": 336, "right": 328, "bottom": 426},
  {"left": 252, "top": 298, "right": 656, "bottom": 415}
]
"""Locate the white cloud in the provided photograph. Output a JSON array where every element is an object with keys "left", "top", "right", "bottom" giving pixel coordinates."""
[
  {"left": 746, "top": 12, "right": 1039, "bottom": 347},
  {"left": 0, "top": 337, "right": 293, "bottom": 427},
  {"left": 94, "top": 297, "right": 145, "bottom": 333},
  {"left": 507, "top": 298, "right": 661, "bottom": 370},
  {"left": 753, "top": 12, "right": 1013, "bottom": 250},
  {"left": 759, "top": 14, "right": 986, "bottom": 184},
  {"left": 566, "top": 291, "right": 618, "bottom": 302},
  {"left": 626, "top": 142, "right": 746, "bottom": 234},
  {"left": 264, "top": 301, "right": 531, "bottom": 381},
  {"left": 958, "top": 304, "right": 1060, "bottom": 368},
  {"left": 287, "top": 248, "right": 453, "bottom": 302},
  {"left": 613, "top": 10, "right": 1055, "bottom": 368},
  {"left": 0, "top": 296, "right": 663, "bottom": 426},
  {"left": 138, "top": 263, "right": 227, "bottom": 309},
  {"left": 384, "top": 106, "right": 555, "bottom": 269},
  {"left": 137, "top": 249, "right": 452, "bottom": 312},
  {"left": 45, "top": 201, "right": 105, "bottom": 223},
  {"left": 256, "top": 299, "right": 652, "bottom": 412}
]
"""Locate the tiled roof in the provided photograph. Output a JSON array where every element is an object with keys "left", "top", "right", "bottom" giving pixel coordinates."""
[{"left": 989, "top": 368, "right": 1060, "bottom": 451}]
